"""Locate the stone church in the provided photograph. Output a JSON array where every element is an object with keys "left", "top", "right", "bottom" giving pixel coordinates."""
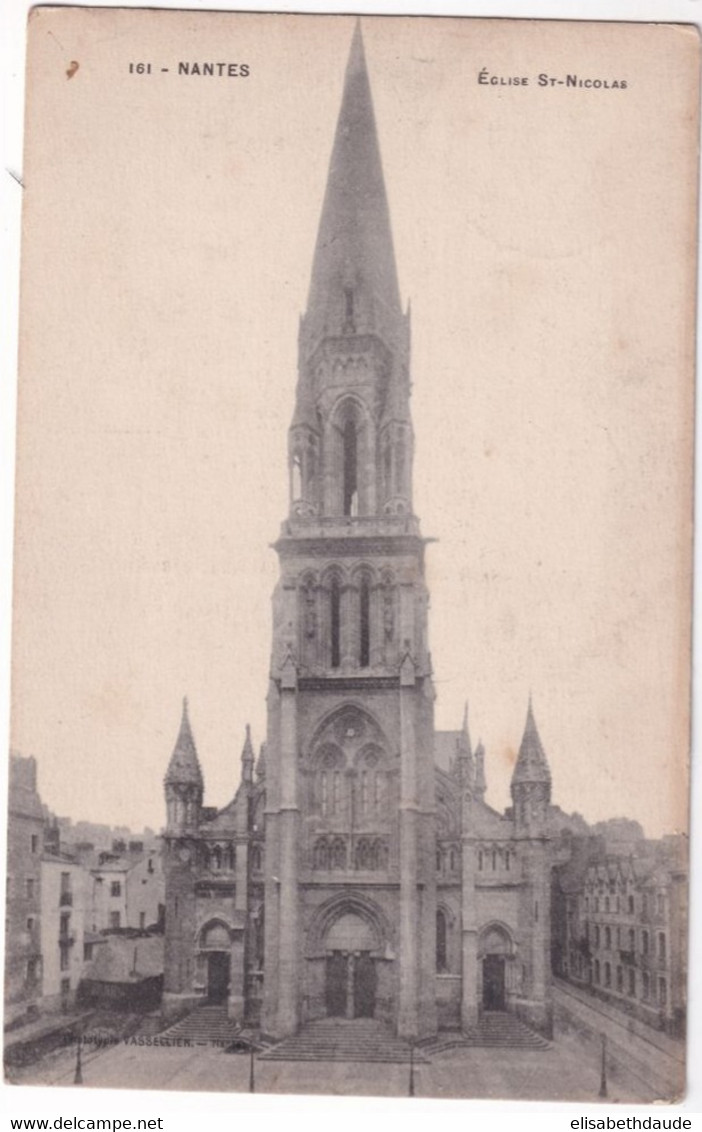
[{"left": 161, "top": 24, "right": 554, "bottom": 1041}]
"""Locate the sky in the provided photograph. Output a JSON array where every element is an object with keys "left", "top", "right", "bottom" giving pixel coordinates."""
[{"left": 8, "top": 10, "right": 696, "bottom": 839}]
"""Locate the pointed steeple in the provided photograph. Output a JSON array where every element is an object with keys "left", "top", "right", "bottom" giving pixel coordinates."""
[
  {"left": 511, "top": 697, "right": 552, "bottom": 796},
  {"left": 164, "top": 697, "right": 203, "bottom": 789},
  {"left": 301, "top": 20, "right": 403, "bottom": 355},
  {"left": 241, "top": 723, "right": 255, "bottom": 784}
]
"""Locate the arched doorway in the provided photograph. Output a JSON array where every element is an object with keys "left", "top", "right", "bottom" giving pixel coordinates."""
[
  {"left": 479, "top": 923, "right": 513, "bottom": 1013},
  {"left": 199, "top": 921, "right": 231, "bottom": 1004},
  {"left": 324, "top": 912, "right": 378, "bottom": 1019}
]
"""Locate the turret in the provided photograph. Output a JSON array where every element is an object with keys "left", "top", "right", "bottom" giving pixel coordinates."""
[
  {"left": 511, "top": 697, "right": 552, "bottom": 834},
  {"left": 164, "top": 697, "right": 203, "bottom": 834}
]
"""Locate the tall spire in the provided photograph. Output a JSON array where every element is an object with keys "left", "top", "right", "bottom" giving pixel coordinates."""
[
  {"left": 164, "top": 696, "right": 203, "bottom": 788},
  {"left": 301, "top": 20, "right": 403, "bottom": 355}
]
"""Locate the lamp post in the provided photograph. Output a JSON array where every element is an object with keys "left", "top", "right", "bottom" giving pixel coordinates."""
[
  {"left": 598, "top": 1032, "right": 608, "bottom": 1099},
  {"left": 74, "top": 1036, "right": 83, "bottom": 1085},
  {"left": 408, "top": 1039, "right": 416, "bottom": 1098},
  {"left": 248, "top": 1041, "right": 255, "bottom": 1094}
]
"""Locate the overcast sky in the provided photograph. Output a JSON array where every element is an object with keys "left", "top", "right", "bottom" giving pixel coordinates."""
[{"left": 10, "top": 11, "right": 696, "bottom": 838}]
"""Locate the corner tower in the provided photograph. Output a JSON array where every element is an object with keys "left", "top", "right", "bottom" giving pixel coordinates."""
[{"left": 262, "top": 23, "right": 437, "bottom": 1040}]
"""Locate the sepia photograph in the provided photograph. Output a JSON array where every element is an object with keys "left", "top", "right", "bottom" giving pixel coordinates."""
[{"left": 2, "top": 6, "right": 699, "bottom": 1110}]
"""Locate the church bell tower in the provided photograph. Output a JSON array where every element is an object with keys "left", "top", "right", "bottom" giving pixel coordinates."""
[{"left": 261, "top": 23, "right": 438, "bottom": 1040}]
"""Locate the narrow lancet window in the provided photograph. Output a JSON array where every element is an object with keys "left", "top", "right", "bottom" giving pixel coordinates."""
[
  {"left": 342, "top": 418, "right": 358, "bottom": 516},
  {"left": 292, "top": 452, "right": 303, "bottom": 501},
  {"left": 436, "top": 910, "right": 448, "bottom": 971},
  {"left": 330, "top": 577, "right": 341, "bottom": 668},
  {"left": 360, "top": 576, "right": 370, "bottom": 667}
]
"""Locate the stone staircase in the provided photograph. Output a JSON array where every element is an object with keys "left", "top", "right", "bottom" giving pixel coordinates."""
[
  {"left": 422, "top": 1012, "right": 551, "bottom": 1056},
  {"left": 260, "top": 1018, "right": 429, "bottom": 1063},
  {"left": 161, "top": 1005, "right": 243, "bottom": 1046}
]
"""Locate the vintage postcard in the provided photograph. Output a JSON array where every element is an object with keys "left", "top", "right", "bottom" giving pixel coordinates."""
[{"left": 4, "top": 9, "right": 698, "bottom": 1104}]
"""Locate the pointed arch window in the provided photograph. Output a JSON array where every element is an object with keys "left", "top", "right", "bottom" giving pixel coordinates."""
[
  {"left": 292, "top": 452, "right": 303, "bottom": 501},
  {"left": 321, "top": 772, "right": 329, "bottom": 816},
  {"left": 330, "top": 577, "right": 341, "bottom": 668},
  {"left": 359, "top": 575, "right": 370, "bottom": 667},
  {"left": 342, "top": 417, "right": 358, "bottom": 516},
  {"left": 436, "top": 910, "right": 448, "bottom": 971}
]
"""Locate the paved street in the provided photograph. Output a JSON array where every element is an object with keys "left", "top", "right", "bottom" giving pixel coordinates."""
[{"left": 9, "top": 1028, "right": 656, "bottom": 1103}]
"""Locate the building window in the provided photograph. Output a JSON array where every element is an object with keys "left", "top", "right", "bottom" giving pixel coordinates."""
[
  {"left": 505, "top": 851, "right": 511, "bottom": 872},
  {"left": 605, "top": 897, "right": 610, "bottom": 913},
  {"left": 658, "top": 933, "right": 666, "bottom": 962},
  {"left": 60, "top": 912, "right": 70, "bottom": 938},
  {"left": 616, "top": 966, "right": 623, "bottom": 993},
  {"left": 436, "top": 910, "right": 448, "bottom": 972},
  {"left": 492, "top": 850, "right": 497, "bottom": 870},
  {"left": 60, "top": 946, "right": 70, "bottom": 972},
  {"left": 657, "top": 894, "right": 664, "bottom": 916},
  {"left": 594, "top": 925, "right": 600, "bottom": 948},
  {"left": 628, "top": 895, "right": 635, "bottom": 914},
  {"left": 26, "top": 916, "right": 34, "bottom": 932},
  {"left": 342, "top": 417, "right": 358, "bottom": 516},
  {"left": 26, "top": 958, "right": 39, "bottom": 984},
  {"left": 330, "top": 577, "right": 341, "bottom": 669},
  {"left": 642, "top": 930, "right": 649, "bottom": 955},
  {"left": 594, "top": 898, "right": 599, "bottom": 913},
  {"left": 629, "top": 928, "right": 635, "bottom": 950},
  {"left": 31, "top": 834, "right": 38, "bottom": 854},
  {"left": 643, "top": 972, "right": 650, "bottom": 1001},
  {"left": 604, "top": 926, "right": 611, "bottom": 950},
  {"left": 478, "top": 850, "right": 484, "bottom": 871},
  {"left": 604, "top": 962, "right": 611, "bottom": 988},
  {"left": 594, "top": 960, "right": 600, "bottom": 985},
  {"left": 658, "top": 977, "right": 667, "bottom": 1007},
  {"left": 26, "top": 879, "right": 35, "bottom": 899},
  {"left": 111, "top": 881, "right": 121, "bottom": 897},
  {"left": 628, "top": 968, "right": 636, "bottom": 997},
  {"left": 436, "top": 849, "right": 442, "bottom": 872},
  {"left": 110, "top": 911, "right": 121, "bottom": 929},
  {"left": 449, "top": 848, "right": 457, "bottom": 872},
  {"left": 359, "top": 576, "right": 370, "bottom": 668},
  {"left": 147, "top": 858, "right": 155, "bottom": 874}
]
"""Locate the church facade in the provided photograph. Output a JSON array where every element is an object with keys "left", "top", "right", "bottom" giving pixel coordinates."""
[{"left": 161, "top": 25, "right": 554, "bottom": 1041}]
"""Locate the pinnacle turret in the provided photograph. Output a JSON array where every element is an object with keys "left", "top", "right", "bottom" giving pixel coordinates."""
[
  {"left": 241, "top": 723, "right": 255, "bottom": 784},
  {"left": 511, "top": 698, "right": 552, "bottom": 798},
  {"left": 164, "top": 697, "right": 203, "bottom": 789}
]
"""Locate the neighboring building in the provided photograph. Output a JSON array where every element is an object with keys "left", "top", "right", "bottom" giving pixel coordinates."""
[
  {"left": 552, "top": 834, "right": 688, "bottom": 1036},
  {"left": 79, "top": 933, "right": 163, "bottom": 1010},
  {"left": 40, "top": 853, "right": 87, "bottom": 1012},
  {"left": 161, "top": 26, "right": 556, "bottom": 1041},
  {"left": 87, "top": 847, "right": 164, "bottom": 933},
  {"left": 5, "top": 754, "right": 44, "bottom": 1026}
]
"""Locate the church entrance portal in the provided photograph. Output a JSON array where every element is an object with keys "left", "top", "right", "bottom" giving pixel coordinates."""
[
  {"left": 325, "top": 952, "right": 377, "bottom": 1018},
  {"left": 482, "top": 954, "right": 506, "bottom": 1011},
  {"left": 207, "top": 952, "right": 230, "bottom": 1003}
]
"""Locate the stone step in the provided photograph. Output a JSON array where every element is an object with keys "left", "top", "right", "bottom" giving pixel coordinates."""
[
  {"left": 260, "top": 1020, "right": 428, "bottom": 1064},
  {"left": 162, "top": 1006, "right": 242, "bottom": 1045},
  {"left": 421, "top": 1013, "right": 551, "bottom": 1055}
]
